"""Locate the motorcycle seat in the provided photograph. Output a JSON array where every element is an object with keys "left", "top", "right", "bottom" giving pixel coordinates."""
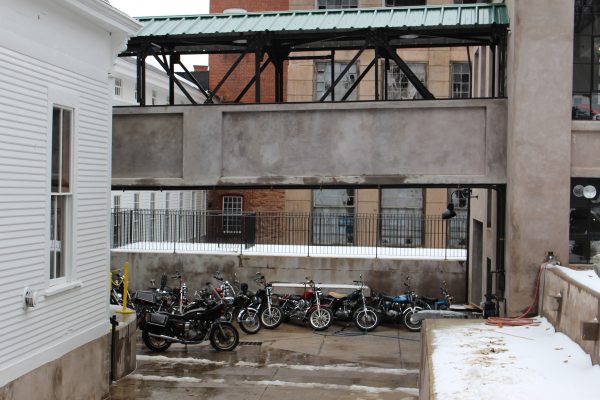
[
  {"left": 328, "top": 291, "right": 347, "bottom": 299},
  {"left": 420, "top": 296, "right": 438, "bottom": 303}
]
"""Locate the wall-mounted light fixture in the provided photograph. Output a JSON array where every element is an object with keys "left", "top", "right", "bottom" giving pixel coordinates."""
[{"left": 441, "top": 188, "right": 473, "bottom": 220}]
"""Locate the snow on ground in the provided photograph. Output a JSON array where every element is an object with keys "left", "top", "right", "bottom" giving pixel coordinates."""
[
  {"left": 551, "top": 265, "right": 600, "bottom": 294},
  {"left": 112, "top": 242, "right": 467, "bottom": 260},
  {"left": 431, "top": 317, "right": 600, "bottom": 400}
]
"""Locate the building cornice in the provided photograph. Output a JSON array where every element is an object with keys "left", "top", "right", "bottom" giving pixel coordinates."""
[{"left": 59, "top": 0, "right": 141, "bottom": 34}]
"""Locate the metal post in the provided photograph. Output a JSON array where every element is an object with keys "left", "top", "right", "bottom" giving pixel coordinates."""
[
  {"left": 117, "top": 262, "right": 134, "bottom": 314},
  {"left": 491, "top": 44, "right": 496, "bottom": 98},
  {"left": 330, "top": 50, "right": 335, "bottom": 102},
  {"left": 384, "top": 56, "right": 389, "bottom": 100},
  {"left": 109, "top": 315, "right": 119, "bottom": 382},
  {"left": 374, "top": 48, "right": 379, "bottom": 101},
  {"left": 169, "top": 54, "right": 177, "bottom": 105},
  {"left": 255, "top": 50, "right": 261, "bottom": 103}
]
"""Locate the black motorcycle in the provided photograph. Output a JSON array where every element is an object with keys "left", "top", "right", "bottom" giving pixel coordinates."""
[
  {"left": 212, "top": 272, "right": 262, "bottom": 335},
  {"left": 142, "top": 293, "right": 239, "bottom": 352},
  {"left": 369, "top": 276, "right": 426, "bottom": 331},
  {"left": 323, "top": 275, "right": 379, "bottom": 332},
  {"left": 132, "top": 273, "right": 186, "bottom": 329},
  {"left": 253, "top": 274, "right": 284, "bottom": 329}
]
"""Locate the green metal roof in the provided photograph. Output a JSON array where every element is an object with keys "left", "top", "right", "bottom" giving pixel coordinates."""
[{"left": 135, "top": 4, "right": 508, "bottom": 37}]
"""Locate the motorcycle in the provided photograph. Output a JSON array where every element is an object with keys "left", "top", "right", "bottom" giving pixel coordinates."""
[
  {"left": 142, "top": 287, "right": 240, "bottom": 352},
  {"left": 417, "top": 281, "right": 453, "bottom": 311},
  {"left": 253, "top": 274, "right": 284, "bottom": 329},
  {"left": 132, "top": 272, "right": 190, "bottom": 329},
  {"left": 109, "top": 269, "right": 131, "bottom": 307},
  {"left": 369, "top": 276, "right": 425, "bottom": 332},
  {"left": 322, "top": 275, "right": 379, "bottom": 331},
  {"left": 278, "top": 278, "right": 333, "bottom": 331},
  {"left": 212, "top": 272, "right": 262, "bottom": 335}
]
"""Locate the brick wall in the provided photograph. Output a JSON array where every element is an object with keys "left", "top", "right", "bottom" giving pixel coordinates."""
[
  {"left": 209, "top": 0, "right": 289, "bottom": 103},
  {"left": 207, "top": 189, "right": 286, "bottom": 212}
]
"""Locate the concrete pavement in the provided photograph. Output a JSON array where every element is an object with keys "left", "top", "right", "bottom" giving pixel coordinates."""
[{"left": 110, "top": 322, "right": 421, "bottom": 400}]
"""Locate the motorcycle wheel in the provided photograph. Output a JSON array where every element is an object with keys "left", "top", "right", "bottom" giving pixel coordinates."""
[
  {"left": 221, "top": 310, "right": 234, "bottom": 323},
  {"left": 354, "top": 308, "right": 379, "bottom": 332},
  {"left": 260, "top": 305, "right": 283, "bottom": 329},
  {"left": 239, "top": 309, "right": 261, "bottom": 334},
  {"left": 403, "top": 307, "right": 423, "bottom": 332},
  {"left": 142, "top": 329, "right": 172, "bottom": 352},
  {"left": 209, "top": 322, "right": 239, "bottom": 351},
  {"left": 309, "top": 308, "right": 332, "bottom": 331}
]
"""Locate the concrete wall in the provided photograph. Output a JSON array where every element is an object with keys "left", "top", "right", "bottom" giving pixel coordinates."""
[
  {"left": 0, "top": 334, "right": 109, "bottom": 400},
  {"left": 111, "top": 252, "right": 467, "bottom": 303},
  {"left": 112, "top": 99, "right": 508, "bottom": 188},
  {"left": 571, "top": 121, "right": 600, "bottom": 178},
  {"left": 504, "top": 0, "right": 574, "bottom": 315},
  {"left": 540, "top": 266, "right": 600, "bottom": 365}
]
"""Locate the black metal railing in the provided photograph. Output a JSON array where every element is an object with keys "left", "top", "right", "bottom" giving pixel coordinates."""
[{"left": 111, "top": 209, "right": 467, "bottom": 259}]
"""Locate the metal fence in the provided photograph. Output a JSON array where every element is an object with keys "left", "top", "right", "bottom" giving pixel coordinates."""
[{"left": 111, "top": 209, "right": 467, "bottom": 259}]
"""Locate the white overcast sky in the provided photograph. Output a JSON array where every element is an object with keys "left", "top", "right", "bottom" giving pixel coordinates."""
[{"left": 110, "top": 0, "right": 211, "bottom": 67}]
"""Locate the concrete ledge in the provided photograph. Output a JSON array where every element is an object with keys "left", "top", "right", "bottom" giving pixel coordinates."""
[
  {"left": 541, "top": 266, "right": 600, "bottom": 365},
  {"left": 110, "top": 305, "right": 138, "bottom": 381}
]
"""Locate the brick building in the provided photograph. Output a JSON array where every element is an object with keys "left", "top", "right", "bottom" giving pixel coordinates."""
[{"left": 209, "top": 0, "right": 289, "bottom": 103}]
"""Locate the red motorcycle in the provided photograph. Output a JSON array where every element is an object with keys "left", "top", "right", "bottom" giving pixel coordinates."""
[{"left": 277, "top": 279, "right": 333, "bottom": 331}]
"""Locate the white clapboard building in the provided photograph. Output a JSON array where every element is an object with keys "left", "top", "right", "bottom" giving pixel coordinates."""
[{"left": 0, "top": 0, "right": 138, "bottom": 397}]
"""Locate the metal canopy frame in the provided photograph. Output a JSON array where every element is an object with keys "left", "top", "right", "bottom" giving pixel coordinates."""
[{"left": 122, "top": 7, "right": 508, "bottom": 105}]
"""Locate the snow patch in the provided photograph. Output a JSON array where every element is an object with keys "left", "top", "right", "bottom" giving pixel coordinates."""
[
  {"left": 431, "top": 317, "right": 600, "bottom": 400},
  {"left": 137, "top": 355, "right": 227, "bottom": 366},
  {"left": 551, "top": 265, "right": 600, "bottom": 294}
]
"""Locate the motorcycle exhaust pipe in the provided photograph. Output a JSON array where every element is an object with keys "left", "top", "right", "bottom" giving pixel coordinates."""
[{"left": 147, "top": 332, "right": 203, "bottom": 345}]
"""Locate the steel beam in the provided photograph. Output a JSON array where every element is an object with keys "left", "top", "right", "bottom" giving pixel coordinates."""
[
  {"left": 381, "top": 42, "right": 435, "bottom": 100},
  {"left": 319, "top": 44, "right": 366, "bottom": 102}
]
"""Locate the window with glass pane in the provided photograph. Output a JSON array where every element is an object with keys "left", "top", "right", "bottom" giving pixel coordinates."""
[
  {"left": 315, "top": 61, "right": 358, "bottom": 101},
  {"left": 569, "top": 178, "right": 600, "bottom": 263},
  {"left": 312, "top": 189, "right": 355, "bottom": 245},
  {"left": 573, "top": 0, "right": 600, "bottom": 120},
  {"left": 50, "top": 107, "right": 72, "bottom": 280},
  {"left": 223, "top": 196, "right": 243, "bottom": 234},
  {"left": 385, "top": 63, "right": 427, "bottom": 100},
  {"left": 452, "top": 63, "right": 471, "bottom": 98},
  {"left": 317, "top": 0, "right": 357, "bottom": 9},
  {"left": 385, "top": 0, "right": 426, "bottom": 6},
  {"left": 447, "top": 188, "right": 468, "bottom": 248},
  {"left": 114, "top": 78, "right": 122, "bottom": 97},
  {"left": 112, "top": 195, "right": 121, "bottom": 247},
  {"left": 380, "top": 189, "right": 423, "bottom": 246}
]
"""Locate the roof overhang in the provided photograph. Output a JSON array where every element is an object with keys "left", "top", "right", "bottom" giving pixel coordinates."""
[{"left": 120, "top": 4, "right": 509, "bottom": 56}]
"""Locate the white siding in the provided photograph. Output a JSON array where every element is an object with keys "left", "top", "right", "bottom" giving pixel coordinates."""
[{"left": 0, "top": 0, "right": 139, "bottom": 387}]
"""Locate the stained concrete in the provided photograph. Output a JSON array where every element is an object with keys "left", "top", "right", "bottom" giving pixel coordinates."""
[
  {"left": 112, "top": 99, "right": 507, "bottom": 188},
  {"left": 540, "top": 266, "right": 600, "bottom": 365},
  {"left": 110, "top": 322, "right": 421, "bottom": 400},
  {"left": 504, "top": 0, "right": 574, "bottom": 315},
  {"left": 0, "top": 334, "right": 110, "bottom": 400}
]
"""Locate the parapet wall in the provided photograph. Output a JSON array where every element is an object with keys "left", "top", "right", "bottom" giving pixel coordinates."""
[{"left": 540, "top": 265, "right": 600, "bottom": 365}]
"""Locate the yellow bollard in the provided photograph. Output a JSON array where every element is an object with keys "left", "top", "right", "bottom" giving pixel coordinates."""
[{"left": 116, "top": 262, "right": 134, "bottom": 314}]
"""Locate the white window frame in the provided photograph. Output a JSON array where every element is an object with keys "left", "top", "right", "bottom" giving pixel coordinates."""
[
  {"left": 47, "top": 86, "right": 79, "bottom": 287},
  {"left": 223, "top": 196, "right": 243, "bottom": 234},
  {"left": 451, "top": 62, "right": 471, "bottom": 99},
  {"left": 314, "top": 60, "right": 359, "bottom": 101},
  {"left": 114, "top": 78, "right": 122, "bottom": 97},
  {"left": 384, "top": 62, "right": 427, "bottom": 100}
]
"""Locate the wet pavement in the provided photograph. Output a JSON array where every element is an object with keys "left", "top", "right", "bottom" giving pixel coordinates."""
[{"left": 109, "top": 322, "right": 421, "bottom": 400}]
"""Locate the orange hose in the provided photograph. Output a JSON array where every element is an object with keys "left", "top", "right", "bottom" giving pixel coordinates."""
[{"left": 485, "top": 264, "right": 544, "bottom": 327}]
